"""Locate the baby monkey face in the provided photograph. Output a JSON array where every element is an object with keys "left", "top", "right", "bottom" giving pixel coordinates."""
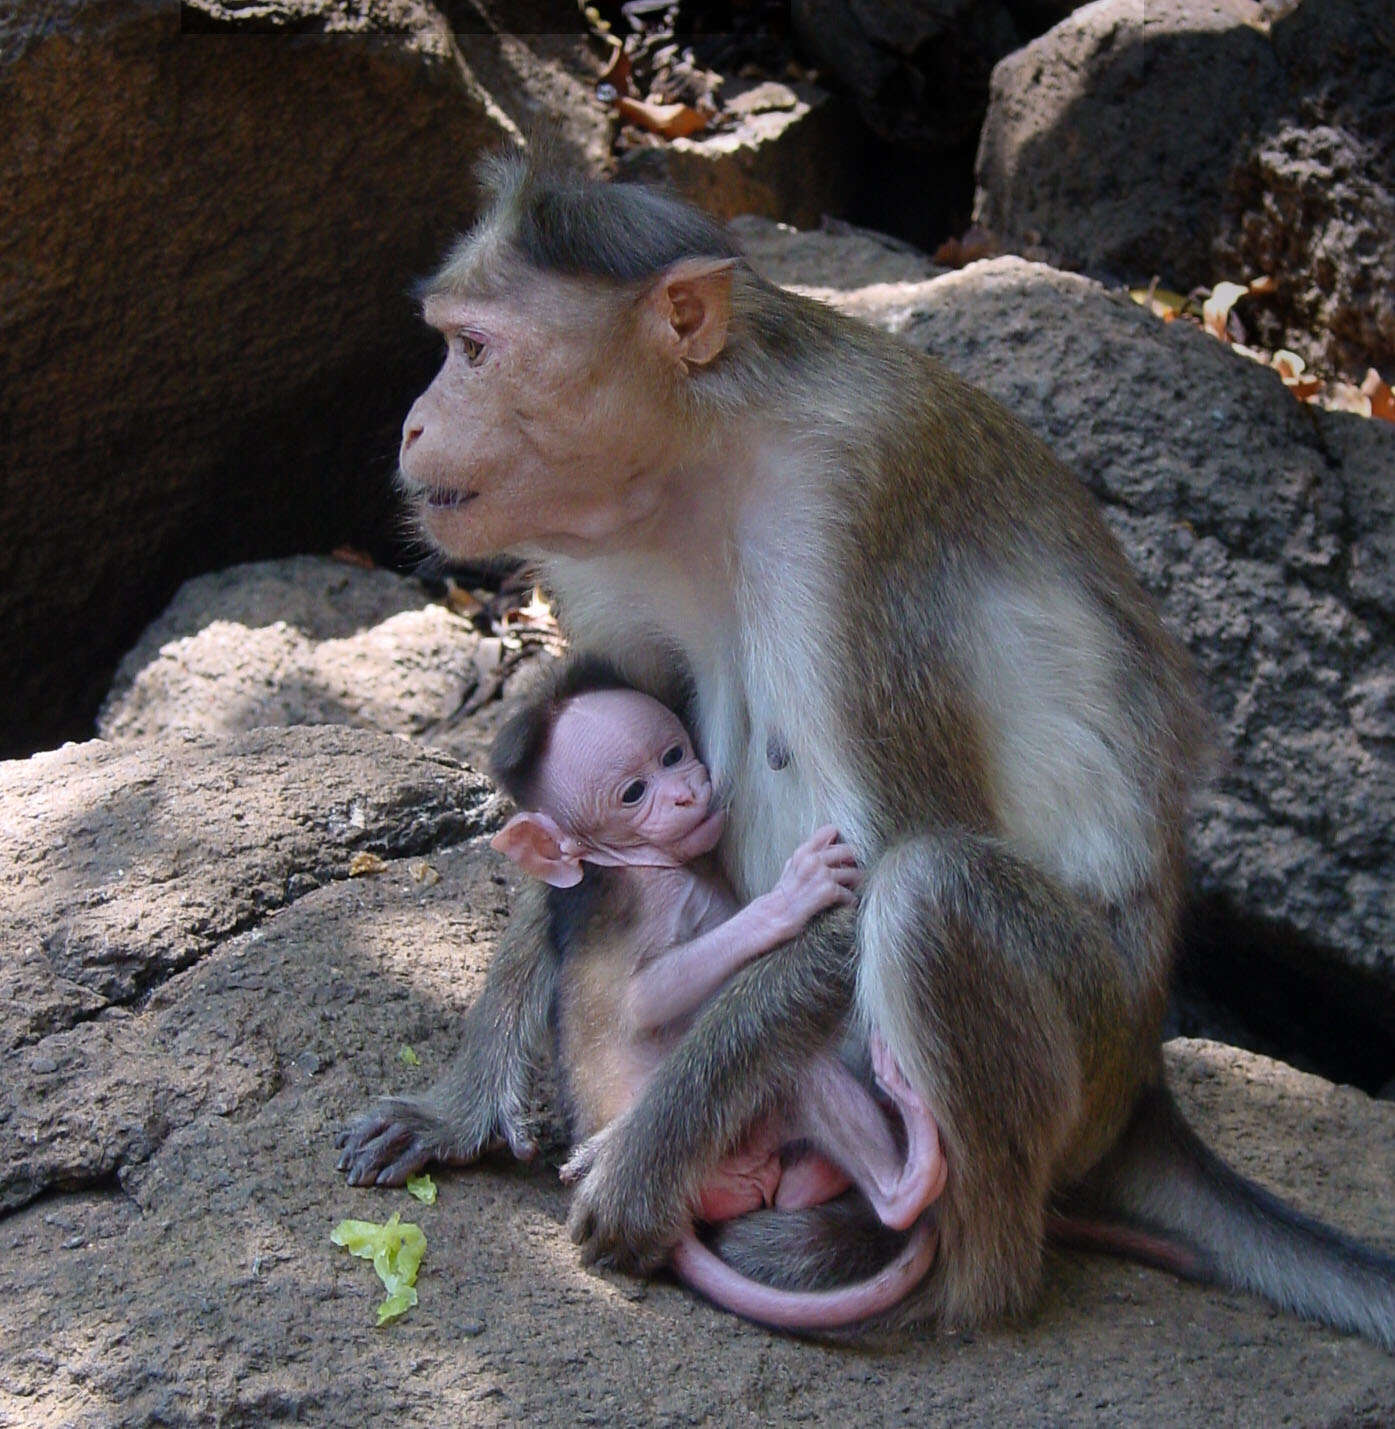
[{"left": 544, "top": 689, "right": 724, "bottom": 861}]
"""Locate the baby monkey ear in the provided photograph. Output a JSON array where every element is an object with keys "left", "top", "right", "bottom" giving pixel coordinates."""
[
  {"left": 645, "top": 257, "right": 736, "bottom": 368},
  {"left": 490, "top": 812, "right": 585, "bottom": 887}
]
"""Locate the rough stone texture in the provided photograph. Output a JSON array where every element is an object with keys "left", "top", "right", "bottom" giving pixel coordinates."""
[
  {"left": 738, "top": 229, "right": 1395, "bottom": 1029},
  {"left": 2, "top": 722, "right": 1394, "bottom": 1422},
  {"left": 792, "top": 0, "right": 1085, "bottom": 151},
  {"left": 619, "top": 79, "right": 859, "bottom": 230},
  {"left": 440, "top": 0, "right": 611, "bottom": 171},
  {"left": 974, "top": 0, "right": 1395, "bottom": 378},
  {"left": 731, "top": 212, "right": 946, "bottom": 292},
  {"left": 0, "top": 727, "right": 496, "bottom": 1067},
  {"left": 0, "top": 0, "right": 513, "bottom": 758},
  {"left": 96, "top": 554, "right": 536, "bottom": 774}
]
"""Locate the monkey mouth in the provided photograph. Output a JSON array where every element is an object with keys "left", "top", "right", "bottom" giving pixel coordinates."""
[{"left": 422, "top": 486, "right": 478, "bottom": 511}]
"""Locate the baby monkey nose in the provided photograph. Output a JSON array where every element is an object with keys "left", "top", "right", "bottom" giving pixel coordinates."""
[{"left": 402, "top": 418, "right": 424, "bottom": 451}]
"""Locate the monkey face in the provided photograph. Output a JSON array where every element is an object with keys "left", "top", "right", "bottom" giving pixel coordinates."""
[
  {"left": 541, "top": 689, "right": 724, "bottom": 864},
  {"left": 398, "top": 280, "right": 676, "bottom": 560}
]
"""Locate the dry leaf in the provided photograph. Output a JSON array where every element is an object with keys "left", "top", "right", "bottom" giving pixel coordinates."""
[
  {"left": 599, "top": 43, "right": 630, "bottom": 91},
  {"left": 1361, "top": 368, "right": 1395, "bottom": 424},
  {"left": 1128, "top": 283, "right": 1189, "bottom": 321},
  {"left": 349, "top": 852, "right": 388, "bottom": 877},
  {"left": 409, "top": 861, "right": 441, "bottom": 887},
  {"left": 933, "top": 226, "right": 998, "bottom": 268},
  {"left": 1326, "top": 382, "right": 1372, "bottom": 416},
  {"left": 331, "top": 546, "right": 375, "bottom": 570},
  {"left": 615, "top": 95, "right": 709, "bottom": 140},
  {"left": 443, "top": 578, "right": 484, "bottom": 618},
  {"left": 1202, "top": 281, "right": 1249, "bottom": 341},
  {"left": 1272, "top": 350, "right": 1306, "bottom": 381}
]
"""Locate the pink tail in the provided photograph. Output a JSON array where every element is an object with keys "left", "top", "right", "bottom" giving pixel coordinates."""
[{"left": 670, "top": 1220, "right": 936, "bottom": 1331}]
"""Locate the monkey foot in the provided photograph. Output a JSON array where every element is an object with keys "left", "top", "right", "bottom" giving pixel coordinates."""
[{"left": 869, "top": 1032, "right": 948, "bottom": 1231}]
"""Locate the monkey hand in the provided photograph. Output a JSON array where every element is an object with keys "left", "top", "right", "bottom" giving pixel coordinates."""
[
  {"left": 565, "top": 1110, "right": 688, "bottom": 1273},
  {"left": 336, "top": 1093, "right": 538, "bottom": 1187},
  {"left": 763, "top": 825, "right": 862, "bottom": 942}
]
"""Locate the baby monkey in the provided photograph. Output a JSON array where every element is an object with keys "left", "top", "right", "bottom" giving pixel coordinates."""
[{"left": 488, "top": 661, "right": 945, "bottom": 1330}]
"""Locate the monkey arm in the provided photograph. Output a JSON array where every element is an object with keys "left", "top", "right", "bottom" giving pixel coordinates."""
[
  {"left": 567, "top": 904, "right": 858, "bottom": 1271},
  {"left": 625, "top": 893, "right": 806, "bottom": 1033},
  {"left": 337, "top": 879, "right": 556, "bottom": 1185}
]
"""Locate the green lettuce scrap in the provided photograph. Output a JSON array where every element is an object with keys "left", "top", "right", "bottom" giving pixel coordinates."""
[
  {"left": 397, "top": 1045, "right": 420, "bottom": 1067},
  {"left": 331, "top": 1212, "right": 427, "bottom": 1325},
  {"left": 406, "top": 1173, "right": 437, "bottom": 1205}
]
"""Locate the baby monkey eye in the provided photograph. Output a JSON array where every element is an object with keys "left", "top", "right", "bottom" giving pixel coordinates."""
[
  {"left": 620, "top": 779, "right": 647, "bottom": 805},
  {"left": 661, "top": 745, "right": 684, "bottom": 767},
  {"left": 457, "top": 333, "right": 485, "bottom": 364}
]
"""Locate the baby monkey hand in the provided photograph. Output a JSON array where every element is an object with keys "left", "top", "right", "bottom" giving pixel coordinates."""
[{"left": 761, "top": 825, "right": 862, "bottom": 944}]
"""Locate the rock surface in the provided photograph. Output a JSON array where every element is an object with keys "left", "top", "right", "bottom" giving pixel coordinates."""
[
  {"left": 96, "top": 554, "right": 533, "bottom": 774},
  {"left": 0, "top": 0, "right": 516, "bottom": 757},
  {"left": 619, "top": 79, "right": 858, "bottom": 230},
  {"left": 1, "top": 723, "right": 1394, "bottom": 1423},
  {"left": 974, "top": 0, "right": 1395, "bottom": 378}
]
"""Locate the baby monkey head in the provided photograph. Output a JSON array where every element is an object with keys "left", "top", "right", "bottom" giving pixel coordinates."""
[{"left": 490, "top": 671, "right": 723, "bottom": 887}]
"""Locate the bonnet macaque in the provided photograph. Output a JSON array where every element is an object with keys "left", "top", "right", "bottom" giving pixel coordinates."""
[
  {"left": 487, "top": 663, "right": 943, "bottom": 1329},
  {"left": 340, "top": 155, "right": 1395, "bottom": 1346}
]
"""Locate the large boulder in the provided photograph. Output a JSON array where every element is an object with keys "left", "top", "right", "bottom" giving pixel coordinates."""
[
  {"left": 974, "top": 0, "right": 1395, "bottom": 378},
  {"left": 1, "top": 723, "right": 1394, "bottom": 1419},
  {"left": 0, "top": 0, "right": 514, "bottom": 757},
  {"left": 96, "top": 554, "right": 536, "bottom": 772}
]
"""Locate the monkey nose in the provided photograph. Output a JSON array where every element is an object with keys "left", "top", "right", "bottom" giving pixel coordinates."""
[{"left": 402, "top": 418, "right": 424, "bottom": 451}]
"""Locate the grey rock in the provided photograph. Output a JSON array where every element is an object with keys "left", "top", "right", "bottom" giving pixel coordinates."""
[
  {"left": 98, "top": 554, "right": 540, "bottom": 773},
  {"left": 618, "top": 80, "right": 858, "bottom": 230},
  {"left": 975, "top": 0, "right": 1395, "bottom": 377}
]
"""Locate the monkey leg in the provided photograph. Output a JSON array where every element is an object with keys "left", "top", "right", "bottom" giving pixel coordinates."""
[
  {"left": 856, "top": 831, "right": 1136, "bottom": 1327},
  {"left": 567, "top": 904, "right": 858, "bottom": 1271},
  {"left": 337, "top": 880, "right": 557, "bottom": 1185},
  {"left": 785, "top": 1047, "right": 944, "bottom": 1232}
]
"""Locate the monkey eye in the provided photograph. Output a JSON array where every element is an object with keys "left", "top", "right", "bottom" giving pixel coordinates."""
[
  {"left": 661, "top": 745, "right": 684, "bottom": 767},
  {"left": 620, "top": 779, "right": 647, "bottom": 805},
  {"left": 457, "top": 332, "right": 485, "bottom": 365}
]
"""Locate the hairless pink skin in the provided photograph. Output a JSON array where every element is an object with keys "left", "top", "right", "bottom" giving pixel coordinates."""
[{"left": 495, "top": 688, "right": 947, "bottom": 1328}]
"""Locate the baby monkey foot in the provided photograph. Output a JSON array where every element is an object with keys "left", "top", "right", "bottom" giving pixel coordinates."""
[{"left": 868, "top": 1031, "right": 948, "bottom": 1231}]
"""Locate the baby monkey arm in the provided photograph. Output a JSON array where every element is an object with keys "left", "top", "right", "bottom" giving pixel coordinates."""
[{"left": 626, "top": 826, "right": 861, "bottom": 1033}]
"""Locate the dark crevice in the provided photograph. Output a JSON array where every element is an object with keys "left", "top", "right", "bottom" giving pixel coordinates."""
[
  {"left": 1170, "top": 893, "right": 1395, "bottom": 1096},
  {"left": 0, "top": 1166, "right": 130, "bottom": 1222}
]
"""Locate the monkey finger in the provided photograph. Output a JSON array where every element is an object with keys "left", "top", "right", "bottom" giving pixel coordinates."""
[{"left": 375, "top": 1143, "right": 433, "bottom": 1187}]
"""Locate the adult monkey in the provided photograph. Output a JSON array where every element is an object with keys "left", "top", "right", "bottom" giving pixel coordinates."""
[{"left": 339, "top": 153, "right": 1395, "bottom": 1342}]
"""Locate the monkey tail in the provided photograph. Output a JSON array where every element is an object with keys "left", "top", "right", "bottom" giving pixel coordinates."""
[
  {"left": 670, "top": 1218, "right": 936, "bottom": 1331},
  {"left": 1061, "top": 1080, "right": 1395, "bottom": 1349}
]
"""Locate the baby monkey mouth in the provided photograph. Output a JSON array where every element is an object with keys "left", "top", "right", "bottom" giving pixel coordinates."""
[{"left": 422, "top": 486, "right": 477, "bottom": 510}]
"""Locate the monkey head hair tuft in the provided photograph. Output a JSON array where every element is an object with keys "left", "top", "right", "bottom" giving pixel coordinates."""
[
  {"left": 488, "top": 653, "right": 639, "bottom": 807},
  {"left": 476, "top": 148, "right": 743, "bottom": 285}
]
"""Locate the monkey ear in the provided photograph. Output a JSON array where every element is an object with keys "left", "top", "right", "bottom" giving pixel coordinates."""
[
  {"left": 646, "top": 257, "right": 736, "bottom": 368},
  {"left": 490, "top": 812, "right": 585, "bottom": 887}
]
